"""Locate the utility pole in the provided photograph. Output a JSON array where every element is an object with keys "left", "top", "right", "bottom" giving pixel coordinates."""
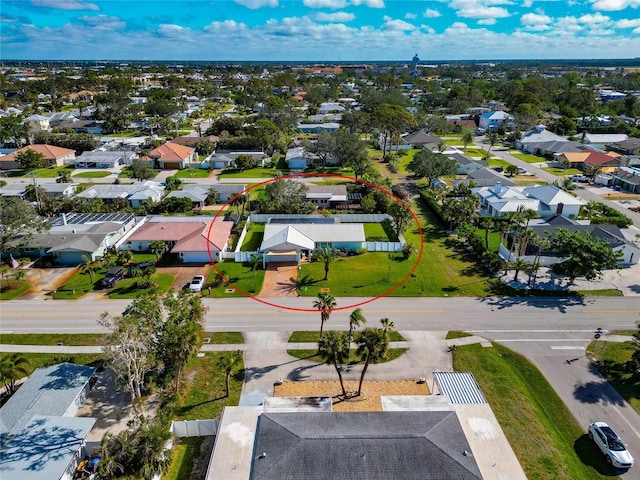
[{"left": 31, "top": 172, "right": 41, "bottom": 213}]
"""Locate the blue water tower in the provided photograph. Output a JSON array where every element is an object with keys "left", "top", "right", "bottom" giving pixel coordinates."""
[{"left": 412, "top": 53, "right": 420, "bottom": 76}]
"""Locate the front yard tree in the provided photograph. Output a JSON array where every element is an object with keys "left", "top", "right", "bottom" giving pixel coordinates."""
[
  {"left": 356, "top": 328, "right": 388, "bottom": 396},
  {"left": 0, "top": 197, "right": 49, "bottom": 257},
  {"left": 549, "top": 228, "right": 622, "bottom": 285},
  {"left": 263, "top": 178, "right": 314, "bottom": 214},
  {"left": 348, "top": 308, "right": 367, "bottom": 346},
  {"left": 129, "top": 160, "right": 156, "bottom": 181},
  {"left": 313, "top": 246, "right": 340, "bottom": 281},
  {"left": 16, "top": 148, "right": 45, "bottom": 170},
  {"left": 387, "top": 202, "right": 413, "bottom": 241},
  {"left": 333, "top": 129, "right": 367, "bottom": 169},
  {"left": 149, "top": 240, "right": 169, "bottom": 262},
  {"left": 313, "top": 292, "right": 336, "bottom": 340},
  {"left": 407, "top": 149, "right": 457, "bottom": 187},
  {"left": 217, "top": 352, "right": 240, "bottom": 398},
  {"left": 461, "top": 127, "right": 474, "bottom": 152},
  {"left": 505, "top": 164, "right": 519, "bottom": 177},
  {"left": 374, "top": 103, "right": 415, "bottom": 157},
  {"left": 318, "top": 330, "right": 350, "bottom": 398},
  {"left": 0, "top": 353, "right": 30, "bottom": 395}
]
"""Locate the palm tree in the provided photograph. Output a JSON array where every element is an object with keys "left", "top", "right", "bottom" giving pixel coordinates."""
[
  {"left": 585, "top": 165, "right": 602, "bottom": 182},
  {"left": 511, "top": 258, "right": 530, "bottom": 282},
  {"left": 437, "top": 140, "right": 447, "bottom": 153},
  {"left": 487, "top": 131, "right": 498, "bottom": 152},
  {"left": 205, "top": 187, "right": 219, "bottom": 206},
  {"left": 379, "top": 318, "right": 395, "bottom": 337},
  {"left": 318, "top": 330, "right": 350, "bottom": 397},
  {"left": 0, "top": 353, "right": 30, "bottom": 394},
  {"left": 474, "top": 216, "right": 495, "bottom": 251},
  {"left": 80, "top": 255, "right": 97, "bottom": 284},
  {"left": 348, "top": 308, "right": 367, "bottom": 353},
  {"left": 356, "top": 328, "right": 388, "bottom": 396},
  {"left": 461, "top": 127, "right": 474, "bottom": 152},
  {"left": 312, "top": 292, "right": 336, "bottom": 340},
  {"left": 149, "top": 240, "right": 169, "bottom": 262},
  {"left": 217, "top": 353, "right": 239, "bottom": 397},
  {"left": 313, "top": 246, "right": 340, "bottom": 281},
  {"left": 581, "top": 200, "right": 600, "bottom": 221},
  {"left": 13, "top": 269, "right": 26, "bottom": 288}
]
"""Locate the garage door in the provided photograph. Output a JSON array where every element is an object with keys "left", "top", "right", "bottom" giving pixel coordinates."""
[
  {"left": 163, "top": 162, "right": 181, "bottom": 169},
  {"left": 265, "top": 250, "right": 298, "bottom": 263}
]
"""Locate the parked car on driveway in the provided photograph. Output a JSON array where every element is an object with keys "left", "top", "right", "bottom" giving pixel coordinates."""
[
  {"left": 588, "top": 422, "right": 634, "bottom": 469},
  {"left": 100, "top": 267, "right": 124, "bottom": 288},
  {"left": 188, "top": 275, "right": 205, "bottom": 293}
]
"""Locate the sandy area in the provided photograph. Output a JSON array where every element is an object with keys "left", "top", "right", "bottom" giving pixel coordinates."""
[{"left": 274, "top": 380, "right": 430, "bottom": 412}]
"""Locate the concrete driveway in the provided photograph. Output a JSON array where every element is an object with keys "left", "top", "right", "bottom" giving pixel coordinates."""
[
  {"left": 21, "top": 266, "right": 78, "bottom": 300},
  {"left": 157, "top": 264, "right": 213, "bottom": 292},
  {"left": 258, "top": 263, "right": 299, "bottom": 297}
]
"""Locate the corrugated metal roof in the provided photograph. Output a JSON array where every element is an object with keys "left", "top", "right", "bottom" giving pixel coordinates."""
[{"left": 434, "top": 372, "right": 487, "bottom": 405}]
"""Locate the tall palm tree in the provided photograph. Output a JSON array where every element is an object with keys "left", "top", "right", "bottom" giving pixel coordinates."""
[
  {"left": 487, "top": 131, "right": 498, "bottom": 152},
  {"left": 149, "top": 240, "right": 169, "bottom": 262},
  {"left": 510, "top": 258, "right": 530, "bottom": 282},
  {"left": 318, "top": 330, "right": 350, "bottom": 397},
  {"left": 217, "top": 353, "right": 239, "bottom": 398},
  {"left": 313, "top": 246, "right": 340, "bottom": 281},
  {"left": 474, "top": 216, "right": 495, "bottom": 251},
  {"left": 348, "top": 308, "right": 367, "bottom": 353},
  {"left": 461, "top": 127, "right": 474, "bottom": 152},
  {"left": 356, "top": 328, "right": 388, "bottom": 396},
  {"left": 80, "top": 254, "right": 97, "bottom": 284},
  {"left": 379, "top": 318, "right": 395, "bottom": 337},
  {"left": 0, "top": 353, "right": 30, "bottom": 394},
  {"left": 312, "top": 292, "right": 336, "bottom": 340}
]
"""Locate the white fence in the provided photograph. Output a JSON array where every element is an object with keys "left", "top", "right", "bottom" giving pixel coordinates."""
[
  {"left": 171, "top": 419, "right": 218, "bottom": 438},
  {"left": 248, "top": 213, "right": 391, "bottom": 223},
  {"left": 363, "top": 242, "right": 403, "bottom": 252},
  {"left": 221, "top": 251, "right": 257, "bottom": 262}
]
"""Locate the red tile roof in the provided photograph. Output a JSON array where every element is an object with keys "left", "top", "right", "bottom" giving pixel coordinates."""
[
  {"left": 584, "top": 151, "right": 622, "bottom": 167},
  {"left": 0, "top": 144, "right": 75, "bottom": 162},
  {"left": 128, "top": 219, "right": 233, "bottom": 253},
  {"left": 148, "top": 142, "right": 195, "bottom": 161}
]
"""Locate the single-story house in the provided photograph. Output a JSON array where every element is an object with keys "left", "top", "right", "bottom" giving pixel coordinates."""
[
  {"left": 610, "top": 167, "right": 640, "bottom": 193},
  {"left": 579, "top": 133, "right": 628, "bottom": 145},
  {"left": 534, "top": 140, "right": 583, "bottom": 158},
  {"left": 606, "top": 137, "right": 640, "bottom": 156},
  {"left": 472, "top": 183, "right": 585, "bottom": 218},
  {"left": 284, "top": 147, "right": 336, "bottom": 170},
  {"left": 0, "top": 144, "right": 76, "bottom": 170},
  {"left": 121, "top": 216, "right": 233, "bottom": 263},
  {"left": 171, "top": 135, "right": 219, "bottom": 148},
  {"left": 296, "top": 123, "right": 341, "bottom": 134},
  {"left": 0, "top": 363, "right": 96, "bottom": 480},
  {"left": 0, "top": 182, "right": 77, "bottom": 199},
  {"left": 165, "top": 184, "right": 246, "bottom": 208},
  {"left": 318, "top": 102, "right": 346, "bottom": 114},
  {"left": 57, "top": 119, "right": 104, "bottom": 135},
  {"left": 449, "top": 152, "right": 486, "bottom": 175},
  {"left": 73, "top": 150, "right": 138, "bottom": 168},
  {"left": 516, "top": 125, "right": 566, "bottom": 153},
  {"left": 9, "top": 212, "right": 136, "bottom": 265},
  {"left": 77, "top": 181, "right": 164, "bottom": 209},
  {"left": 305, "top": 184, "right": 349, "bottom": 208},
  {"left": 402, "top": 130, "right": 443, "bottom": 149},
  {"left": 557, "top": 150, "right": 624, "bottom": 173},
  {"left": 478, "top": 111, "right": 515, "bottom": 131},
  {"left": 23, "top": 114, "right": 50, "bottom": 132},
  {"left": 144, "top": 142, "right": 198, "bottom": 170},
  {"left": 523, "top": 219, "right": 640, "bottom": 266},
  {"left": 208, "top": 151, "right": 266, "bottom": 170},
  {"left": 259, "top": 218, "right": 365, "bottom": 263},
  {"left": 456, "top": 167, "right": 517, "bottom": 188}
]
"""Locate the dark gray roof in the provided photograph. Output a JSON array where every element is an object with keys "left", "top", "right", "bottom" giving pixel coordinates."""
[
  {"left": 467, "top": 168, "right": 517, "bottom": 187},
  {"left": 529, "top": 224, "right": 627, "bottom": 248},
  {"left": 0, "top": 363, "right": 95, "bottom": 433},
  {"left": 608, "top": 137, "right": 640, "bottom": 151},
  {"left": 404, "top": 130, "right": 442, "bottom": 146},
  {"left": 250, "top": 411, "right": 482, "bottom": 480},
  {"left": 448, "top": 152, "right": 485, "bottom": 167}
]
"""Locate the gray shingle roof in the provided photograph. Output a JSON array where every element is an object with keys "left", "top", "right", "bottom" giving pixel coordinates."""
[{"left": 251, "top": 411, "right": 482, "bottom": 480}]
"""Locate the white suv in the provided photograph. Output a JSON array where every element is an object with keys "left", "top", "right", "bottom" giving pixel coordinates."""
[
  {"left": 188, "top": 275, "right": 205, "bottom": 293},
  {"left": 588, "top": 422, "right": 634, "bottom": 469}
]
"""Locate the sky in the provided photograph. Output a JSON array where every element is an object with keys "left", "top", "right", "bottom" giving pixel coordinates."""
[{"left": 1, "top": 0, "right": 640, "bottom": 61}]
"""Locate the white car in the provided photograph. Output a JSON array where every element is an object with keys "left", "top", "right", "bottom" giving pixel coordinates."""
[
  {"left": 588, "top": 422, "right": 634, "bottom": 469},
  {"left": 188, "top": 275, "right": 205, "bottom": 293}
]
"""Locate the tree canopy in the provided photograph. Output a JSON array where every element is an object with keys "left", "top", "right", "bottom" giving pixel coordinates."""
[
  {"left": 0, "top": 197, "right": 49, "bottom": 256},
  {"left": 407, "top": 149, "right": 457, "bottom": 186}
]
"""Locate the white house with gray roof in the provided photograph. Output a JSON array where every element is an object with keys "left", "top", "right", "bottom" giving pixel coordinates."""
[
  {"left": 72, "top": 150, "right": 138, "bottom": 168},
  {"left": 0, "top": 363, "right": 96, "bottom": 480},
  {"left": 165, "top": 183, "right": 246, "bottom": 208},
  {"left": 78, "top": 181, "right": 164, "bottom": 208}
]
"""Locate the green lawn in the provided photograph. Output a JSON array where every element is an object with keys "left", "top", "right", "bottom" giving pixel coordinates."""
[
  {"left": 175, "top": 168, "right": 212, "bottom": 179},
  {"left": 203, "top": 261, "right": 266, "bottom": 297},
  {"left": 487, "top": 158, "right": 512, "bottom": 168},
  {"left": 445, "top": 331, "right": 473, "bottom": 340},
  {"left": 218, "top": 168, "right": 279, "bottom": 178},
  {"left": 454, "top": 343, "right": 617, "bottom": 479},
  {"left": 9, "top": 166, "right": 74, "bottom": 178},
  {"left": 287, "top": 348, "right": 408, "bottom": 363},
  {"left": 512, "top": 153, "right": 546, "bottom": 164},
  {"left": 587, "top": 339, "right": 639, "bottom": 413},
  {"left": 0, "top": 280, "right": 31, "bottom": 300},
  {"left": 240, "top": 223, "right": 265, "bottom": 251},
  {"left": 205, "top": 332, "right": 244, "bottom": 344},
  {"left": 288, "top": 330, "right": 405, "bottom": 342},
  {"left": 53, "top": 268, "right": 104, "bottom": 299},
  {"left": 174, "top": 352, "right": 244, "bottom": 420},
  {"left": 543, "top": 167, "right": 583, "bottom": 176},
  {"left": 164, "top": 437, "right": 205, "bottom": 480},
  {"left": 73, "top": 170, "right": 112, "bottom": 178},
  {"left": 108, "top": 273, "right": 175, "bottom": 299},
  {"left": 0, "top": 333, "right": 105, "bottom": 345},
  {"left": 363, "top": 223, "right": 390, "bottom": 241},
  {"left": 299, "top": 199, "right": 499, "bottom": 297}
]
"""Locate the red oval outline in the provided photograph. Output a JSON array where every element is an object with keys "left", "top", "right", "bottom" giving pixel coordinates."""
[{"left": 205, "top": 172, "right": 423, "bottom": 312}]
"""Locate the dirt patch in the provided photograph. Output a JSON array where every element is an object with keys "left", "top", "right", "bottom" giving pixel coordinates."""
[
  {"left": 258, "top": 262, "right": 299, "bottom": 297},
  {"left": 274, "top": 380, "right": 429, "bottom": 411},
  {"left": 22, "top": 266, "right": 78, "bottom": 300}
]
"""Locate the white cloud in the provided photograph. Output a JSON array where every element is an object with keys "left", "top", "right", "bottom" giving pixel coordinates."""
[
  {"left": 579, "top": 12, "right": 611, "bottom": 24},
  {"left": 234, "top": 0, "right": 278, "bottom": 9},
  {"left": 78, "top": 15, "right": 125, "bottom": 30},
  {"left": 590, "top": 0, "right": 640, "bottom": 11},
  {"left": 617, "top": 18, "right": 640, "bottom": 27},
  {"left": 633, "top": 26, "right": 640, "bottom": 33},
  {"left": 450, "top": 0, "right": 510, "bottom": 20},
  {"left": 521, "top": 12, "right": 552, "bottom": 30},
  {"left": 315, "top": 11, "right": 356, "bottom": 22},
  {"left": 304, "top": 0, "right": 348, "bottom": 8},
  {"left": 351, "top": 0, "right": 385, "bottom": 8},
  {"left": 158, "top": 24, "right": 191, "bottom": 38},
  {"left": 31, "top": 0, "right": 99, "bottom": 11},
  {"left": 478, "top": 18, "right": 497, "bottom": 24},
  {"left": 405, "top": 12, "right": 417, "bottom": 19},
  {"left": 423, "top": 8, "right": 442, "bottom": 18},
  {"left": 382, "top": 15, "right": 416, "bottom": 31},
  {"left": 204, "top": 20, "right": 249, "bottom": 34}
]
